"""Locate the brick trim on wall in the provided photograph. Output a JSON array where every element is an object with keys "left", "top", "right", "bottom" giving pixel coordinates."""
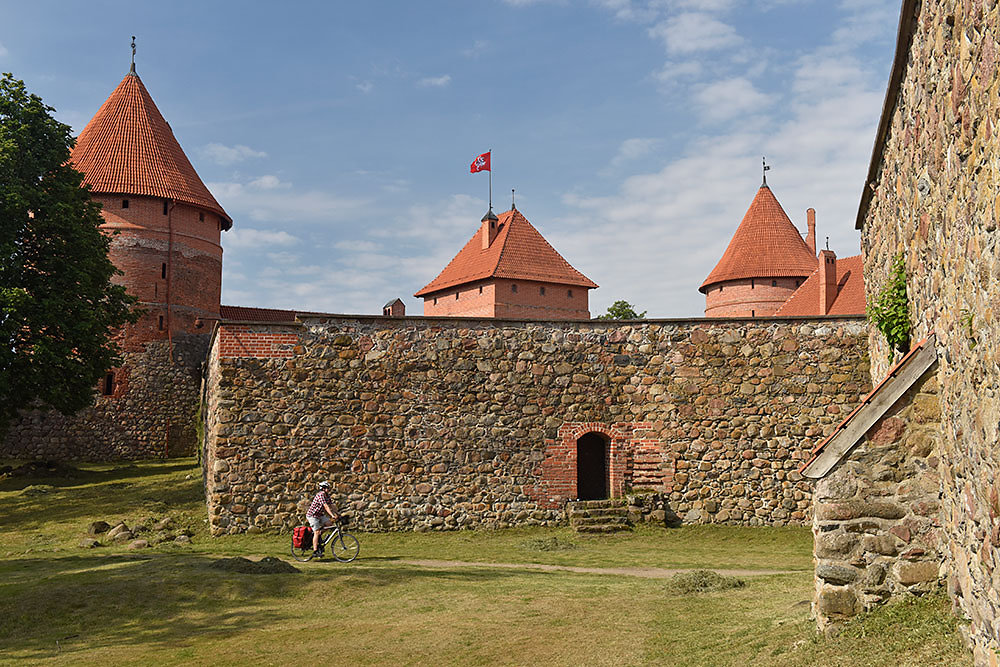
[
  {"left": 528, "top": 421, "right": 674, "bottom": 509},
  {"left": 217, "top": 325, "right": 299, "bottom": 359}
]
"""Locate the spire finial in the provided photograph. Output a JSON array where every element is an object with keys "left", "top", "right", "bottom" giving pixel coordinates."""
[
  {"left": 511, "top": 188, "right": 516, "bottom": 210},
  {"left": 762, "top": 156, "right": 770, "bottom": 186},
  {"left": 130, "top": 36, "right": 137, "bottom": 74}
]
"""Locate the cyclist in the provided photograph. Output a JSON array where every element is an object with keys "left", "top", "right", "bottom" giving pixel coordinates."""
[{"left": 306, "top": 480, "right": 340, "bottom": 557}]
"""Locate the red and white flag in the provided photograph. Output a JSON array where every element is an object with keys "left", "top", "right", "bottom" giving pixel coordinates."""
[{"left": 470, "top": 151, "right": 491, "bottom": 173}]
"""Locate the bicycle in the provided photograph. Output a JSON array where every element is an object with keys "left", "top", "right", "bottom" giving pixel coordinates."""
[{"left": 291, "top": 515, "right": 360, "bottom": 563}]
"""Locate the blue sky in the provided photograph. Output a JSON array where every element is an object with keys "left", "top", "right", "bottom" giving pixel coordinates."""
[{"left": 2, "top": 0, "right": 899, "bottom": 317}]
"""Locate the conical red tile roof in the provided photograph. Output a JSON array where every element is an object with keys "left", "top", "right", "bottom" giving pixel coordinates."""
[
  {"left": 71, "top": 72, "right": 232, "bottom": 228},
  {"left": 700, "top": 185, "right": 815, "bottom": 292},
  {"left": 415, "top": 209, "right": 597, "bottom": 297}
]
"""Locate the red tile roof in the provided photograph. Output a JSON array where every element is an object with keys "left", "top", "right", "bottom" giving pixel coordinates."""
[
  {"left": 775, "top": 254, "right": 866, "bottom": 316},
  {"left": 415, "top": 209, "right": 597, "bottom": 297},
  {"left": 700, "top": 185, "right": 817, "bottom": 292},
  {"left": 71, "top": 72, "right": 232, "bottom": 228},
  {"left": 220, "top": 305, "right": 298, "bottom": 322}
]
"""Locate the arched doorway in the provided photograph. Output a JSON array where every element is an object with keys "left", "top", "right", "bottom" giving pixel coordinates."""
[{"left": 577, "top": 432, "right": 608, "bottom": 500}]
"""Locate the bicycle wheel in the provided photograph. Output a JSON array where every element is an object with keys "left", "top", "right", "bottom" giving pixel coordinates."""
[
  {"left": 332, "top": 531, "right": 360, "bottom": 562},
  {"left": 290, "top": 536, "right": 315, "bottom": 562}
]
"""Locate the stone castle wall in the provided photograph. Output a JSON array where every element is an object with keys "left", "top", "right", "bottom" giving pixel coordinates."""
[
  {"left": 811, "top": 368, "right": 944, "bottom": 631},
  {"left": 1, "top": 335, "right": 207, "bottom": 460},
  {"left": 203, "top": 315, "right": 869, "bottom": 534},
  {"left": 859, "top": 0, "right": 1000, "bottom": 659}
]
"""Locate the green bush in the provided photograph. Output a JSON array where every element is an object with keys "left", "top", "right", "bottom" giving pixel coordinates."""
[{"left": 868, "top": 253, "right": 911, "bottom": 354}]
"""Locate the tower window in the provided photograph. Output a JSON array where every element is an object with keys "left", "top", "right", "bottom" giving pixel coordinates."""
[
  {"left": 751, "top": 310, "right": 755, "bottom": 317},
  {"left": 751, "top": 279, "right": 755, "bottom": 289},
  {"left": 163, "top": 200, "right": 169, "bottom": 215},
  {"left": 102, "top": 372, "right": 114, "bottom": 396},
  {"left": 199, "top": 212, "right": 205, "bottom": 222},
  {"left": 158, "top": 315, "right": 165, "bottom": 330},
  {"left": 540, "top": 286, "right": 546, "bottom": 296},
  {"left": 511, "top": 284, "right": 518, "bottom": 293},
  {"left": 568, "top": 289, "right": 573, "bottom": 298},
  {"left": 796, "top": 280, "right": 801, "bottom": 287},
  {"left": 121, "top": 199, "right": 129, "bottom": 209},
  {"left": 433, "top": 297, "right": 438, "bottom": 305},
  {"left": 455, "top": 292, "right": 460, "bottom": 300},
  {"left": 161, "top": 263, "right": 167, "bottom": 279},
  {"left": 479, "top": 286, "right": 483, "bottom": 294},
  {"left": 771, "top": 280, "right": 777, "bottom": 287}
]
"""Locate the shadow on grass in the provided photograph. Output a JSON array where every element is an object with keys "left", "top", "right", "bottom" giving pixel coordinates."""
[
  {"left": 0, "top": 461, "right": 204, "bottom": 530},
  {"left": 0, "top": 551, "right": 548, "bottom": 659}
]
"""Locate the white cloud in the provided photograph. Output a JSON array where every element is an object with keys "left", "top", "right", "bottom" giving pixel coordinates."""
[
  {"left": 648, "top": 13, "right": 742, "bottom": 54},
  {"left": 463, "top": 40, "right": 490, "bottom": 57},
  {"left": 590, "top": 0, "right": 659, "bottom": 22},
  {"left": 693, "top": 77, "right": 772, "bottom": 121},
  {"left": 653, "top": 60, "right": 703, "bottom": 86},
  {"left": 208, "top": 178, "right": 371, "bottom": 224},
  {"left": 248, "top": 174, "right": 288, "bottom": 190},
  {"left": 609, "top": 138, "right": 660, "bottom": 167},
  {"left": 356, "top": 80, "right": 374, "bottom": 94},
  {"left": 224, "top": 228, "right": 299, "bottom": 249},
  {"left": 198, "top": 143, "right": 267, "bottom": 166},
  {"left": 673, "top": 0, "right": 738, "bottom": 11},
  {"left": 417, "top": 74, "right": 452, "bottom": 88}
]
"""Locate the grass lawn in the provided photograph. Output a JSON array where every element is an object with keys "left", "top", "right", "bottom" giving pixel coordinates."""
[{"left": 0, "top": 458, "right": 970, "bottom": 666}]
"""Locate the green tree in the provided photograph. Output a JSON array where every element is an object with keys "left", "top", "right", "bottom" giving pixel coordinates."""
[
  {"left": 0, "top": 73, "right": 137, "bottom": 430},
  {"left": 597, "top": 300, "right": 647, "bottom": 320}
]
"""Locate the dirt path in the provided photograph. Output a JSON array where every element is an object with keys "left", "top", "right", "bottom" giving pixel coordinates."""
[{"left": 397, "top": 559, "right": 802, "bottom": 579}]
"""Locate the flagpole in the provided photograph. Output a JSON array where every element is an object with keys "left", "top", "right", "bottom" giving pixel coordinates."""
[{"left": 488, "top": 149, "right": 492, "bottom": 210}]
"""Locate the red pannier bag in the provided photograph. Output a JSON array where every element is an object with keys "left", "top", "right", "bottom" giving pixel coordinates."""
[{"left": 293, "top": 525, "right": 313, "bottom": 548}]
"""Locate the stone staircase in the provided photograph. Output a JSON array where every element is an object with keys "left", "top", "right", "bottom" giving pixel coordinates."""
[{"left": 566, "top": 499, "right": 633, "bottom": 533}]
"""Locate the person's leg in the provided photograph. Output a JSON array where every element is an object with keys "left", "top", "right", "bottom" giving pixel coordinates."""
[{"left": 308, "top": 516, "right": 322, "bottom": 552}]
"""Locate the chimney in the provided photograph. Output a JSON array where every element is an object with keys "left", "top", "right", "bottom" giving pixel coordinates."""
[
  {"left": 806, "top": 208, "right": 817, "bottom": 255},
  {"left": 818, "top": 249, "right": 837, "bottom": 315},
  {"left": 481, "top": 208, "right": 499, "bottom": 250}
]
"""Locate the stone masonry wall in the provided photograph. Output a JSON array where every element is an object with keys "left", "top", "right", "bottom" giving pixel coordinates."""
[
  {"left": 204, "top": 315, "right": 869, "bottom": 535},
  {"left": 812, "top": 368, "right": 943, "bottom": 632},
  {"left": 860, "top": 0, "right": 1000, "bottom": 660},
  {"left": 1, "top": 335, "right": 207, "bottom": 460}
]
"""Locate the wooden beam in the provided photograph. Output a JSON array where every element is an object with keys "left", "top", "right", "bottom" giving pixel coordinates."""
[{"left": 801, "top": 336, "right": 937, "bottom": 479}]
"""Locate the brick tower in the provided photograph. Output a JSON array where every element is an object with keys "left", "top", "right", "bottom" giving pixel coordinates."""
[
  {"left": 700, "top": 182, "right": 816, "bottom": 317},
  {"left": 1, "top": 57, "right": 234, "bottom": 460},
  {"left": 415, "top": 207, "right": 597, "bottom": 319},
  {"left": 70, "top": 63, "right": 233, "bottom": 342}
]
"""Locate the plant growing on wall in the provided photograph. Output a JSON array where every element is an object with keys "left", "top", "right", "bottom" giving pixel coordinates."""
[{"left": 867, "top": 253, "right": 910, "bottom": 355}]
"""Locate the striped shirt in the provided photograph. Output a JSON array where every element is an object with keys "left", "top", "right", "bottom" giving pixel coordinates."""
[{"left": 307, "top": 490, "right": 333, "bottom": 518}]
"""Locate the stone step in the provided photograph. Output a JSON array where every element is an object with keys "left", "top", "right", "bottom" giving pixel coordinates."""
[
  {"left": 567, "top": 507, "right": 629, "bottom": 519},
  {"left": 566, "top": 499, "right": 623, "bottom": 510}
]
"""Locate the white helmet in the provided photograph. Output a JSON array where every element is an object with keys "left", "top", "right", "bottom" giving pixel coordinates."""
[{"left": 319, "top": 480, "right": 331, "bottom": 489}]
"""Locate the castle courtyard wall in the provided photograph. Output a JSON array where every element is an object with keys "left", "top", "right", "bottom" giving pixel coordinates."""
[
  {"left": 1, "top": 335, "right": 207, "bottom": 460},
  {"left": 204, "top": 315, "right": 868, "bottom": 534},
  {"left": 859, "top": 1, "right": 1000, "bottom": 659}
]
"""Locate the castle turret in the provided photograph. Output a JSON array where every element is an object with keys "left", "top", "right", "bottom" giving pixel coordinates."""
[
  {"left": 71, "top": 66, "right": 232, "bottom": 343},
  {"left": 700, "top": 184, "right": 816, "bottom": 317}
]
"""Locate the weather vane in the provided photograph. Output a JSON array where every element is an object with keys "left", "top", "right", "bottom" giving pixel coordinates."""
[
  {"left": 130, "top": 36, "right": 137, "bottom": 74},
  {"left": 511, "top": 188, "right": 516, "bottom": 210},
  {"left": 762, "top": 156, "right": 770, "bottom": 186}
]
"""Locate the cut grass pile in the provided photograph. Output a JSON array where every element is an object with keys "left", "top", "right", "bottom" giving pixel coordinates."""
[{"left": 0, "top": 458, "right": 970, "bottom": 666}]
